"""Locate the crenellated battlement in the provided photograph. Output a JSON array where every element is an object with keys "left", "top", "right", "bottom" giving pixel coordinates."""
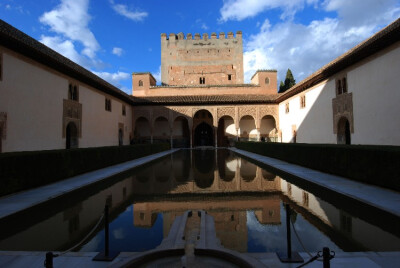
[{"left": 161, "top": 31, "right": 242, "bottom": 41}]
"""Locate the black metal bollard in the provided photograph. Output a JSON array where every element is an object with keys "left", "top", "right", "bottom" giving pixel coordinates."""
[
  {"left": 322, "top": 247, "right": 335, "bottom": 268},
  {"left": 44, "top": 252, "right": 54, "bottom": 268},
  {"left": 276, "top": 203, "right": 303, "bottom": 263},
  {"left": 93, "top": 204, "right": 119, "bottom": 261}
]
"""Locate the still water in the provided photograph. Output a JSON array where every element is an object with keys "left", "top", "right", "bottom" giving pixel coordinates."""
[{"left": 0, "top": 149, "right": 399, "bottom": 253}]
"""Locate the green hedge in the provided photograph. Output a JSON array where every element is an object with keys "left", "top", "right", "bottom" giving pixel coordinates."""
[
  {"left": 0, "top": 143, "right": 170, "bottom": 197},
  {"left": 235, "top": 142, "right": 400, "bottom": 191}
]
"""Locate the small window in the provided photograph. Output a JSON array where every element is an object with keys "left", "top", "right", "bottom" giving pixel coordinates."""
[
  {"left": 228, "top": 74, "right": 232, "bottom": 81},
  {"left": 105, "top": 98, "right": 112, "bottom": 112},
  {"left": 265, "top": 77, "right": 270, "bottom": 84},
  {"left": 199, "top": 77, "right": 205, "bottom": 84},
  {"left": 285, "top": 103, "right": 289, "bottom": 113},
  {"left": 122, "top": 105, "right": 126, "bottom": 116},
  {"left": 138, "top": 80, "right": 143, "bottom": 87},
  {"left": 342, "top": 77, "right": 347, "bottom": 93},
  {"left": 336, "top": 76, "right": 348, "bottom": 96},
  {"left": 300, "top": 95, "right": 306, "bottom": 109},
  {"left": 68, "top": 83, "right": 79, "bottom": 101}
]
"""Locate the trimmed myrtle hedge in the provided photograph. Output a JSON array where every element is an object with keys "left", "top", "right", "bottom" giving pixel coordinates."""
[
  {"left": 0, "top": 143, "right": 170, "bottom": 197},
  {"left": 236, "top": 142, "right": 400, "bottom": 191}
]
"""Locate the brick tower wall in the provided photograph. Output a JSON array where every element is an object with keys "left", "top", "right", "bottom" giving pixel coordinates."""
[{"left": 161, "top": 31, "right": 243, "bottom": 86}]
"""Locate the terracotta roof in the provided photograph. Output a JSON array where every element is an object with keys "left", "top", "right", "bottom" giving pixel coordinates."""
[
  {"left": 0, "top": 19, "right": 134, "bottom": 105},
  {"left": 131, "top": 94, "right": 279, "bottom": 106},
  {"left": 276, "top": 17, "right": 400, "bottom": 102}
]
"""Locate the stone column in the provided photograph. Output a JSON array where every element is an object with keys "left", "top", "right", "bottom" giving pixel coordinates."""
[
  {"left": 215, "top": 127, "right": 218, "bottom": 148},
  {"left": 257, "top": 128, "right": 261, "bottom": 141},
  {"left": 236, "top": 128, "right": 240, "bottom": 141},
  {"left": 170, "top": 130, "right": 173, "bottom": 149}
]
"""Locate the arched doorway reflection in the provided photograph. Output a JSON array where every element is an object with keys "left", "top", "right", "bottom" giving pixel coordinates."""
[
  {"left": 217, "top": 149, "right": 235, "bottom": 181},
  {"left": 337, "top": 117, "right": 351, "bottom": 145},
  {"left": 66, "top": 122, "right": 78, "bottom": 149},
  {"left": 193, "top": 149, "right": 215, "bottom": 188},
  {"left": 240, "top": 159, "right": 257, "bottom": 182},
  {"left": 173, "top": 150, "right": 191, "bottom": 183}
]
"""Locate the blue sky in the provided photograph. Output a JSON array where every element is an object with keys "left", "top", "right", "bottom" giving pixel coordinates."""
[{"left": 1, "top": 0, "right": 399, "bottom": 94}]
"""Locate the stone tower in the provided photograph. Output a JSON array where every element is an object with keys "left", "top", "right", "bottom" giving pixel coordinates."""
[{"left": 160, "top": 31, "right": 244, "bottom": 86}]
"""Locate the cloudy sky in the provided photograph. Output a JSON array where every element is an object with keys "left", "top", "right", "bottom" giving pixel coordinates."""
[{"left": 1, "top": 0, "right": 399, "bottom": 94}]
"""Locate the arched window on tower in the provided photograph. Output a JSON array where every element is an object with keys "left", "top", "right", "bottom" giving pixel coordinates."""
[
  {"left": 139, "top": 80, "right": 143, "bottom": 87},
  {"left": 265, "top": 77, "right": 270, "bottom": 85}
]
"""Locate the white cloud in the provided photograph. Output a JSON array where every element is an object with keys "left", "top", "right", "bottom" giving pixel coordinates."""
[
  {"left": 112, "top": 47, "right": 124, "bottom": 56},
  {"left": 93, "top": 71, "right": 131, "bottom": 87},
  {"left": 153, "top": 66, "right": 161, "bottom": 85},
  {"left": 40, "top": 35, "right": 83, "bottom": 64},
  {"left": 110, "top": 1, "right": 148, "bottom": 21},
  {"left": 220, "top": 0, "right": 315, "bottom": 21},
  {"left": 201, "top": 23, "right": 209, "bottom": 30},
  {"left": 242, "top": 0, "right": 400, "bottom": 85},
  {"left": 39, "top": 0, "right": 99, "bottom": 59}
]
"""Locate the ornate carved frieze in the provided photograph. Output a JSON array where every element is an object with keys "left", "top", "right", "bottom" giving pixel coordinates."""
[
  {"left": 217, "top": 107, "right": 235, "bottom": 120},
  {"left": 152, "top": 107, "right": 170, "bottom": 121},
  {"left": 169, "top": 107, "right": 192, "bottom": 120},
  {"left": 62, "top": 99, "right": 82, "bottom": 138},
  {"left": 332, "top": 92, "right": 354, "bottom": 133},
  {"left": 238, "top": 106, "right": 257, "bottom": 121},
  {"left": 259, "top": 105, "right": 278, "bottom": 119},
  {"left": 259, "top": 105, "right": 279, "bottom": 129},
  {"left": 133, "top": 109, "right": 151, "bottom": 121},
  {"left": 0, "top": 112, "right": 7, "bottom": 139}
]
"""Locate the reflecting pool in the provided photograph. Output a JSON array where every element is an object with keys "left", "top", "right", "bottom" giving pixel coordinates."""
[{"left": 0, "top": 149, "right": 399, "bottom": 253}]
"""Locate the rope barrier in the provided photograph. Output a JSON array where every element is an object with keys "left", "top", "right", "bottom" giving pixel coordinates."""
[
  {"left": 289, "top": 209, "right": 335, "bottom": 268},
  {"left": 44, "top": 211, "right": 105, "bottom": 267}
]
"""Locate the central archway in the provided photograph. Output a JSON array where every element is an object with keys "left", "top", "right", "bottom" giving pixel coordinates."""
[
  {"left": 193, "top": 109, "right": 214, "bottom": 147},
  {"left": 194, "top": 122, "right": 214, "bottom": 146}
]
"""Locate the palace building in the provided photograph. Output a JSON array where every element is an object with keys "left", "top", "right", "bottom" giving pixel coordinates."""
[{"left": 0, "top": 18, "right": 399, "bottom": 153}]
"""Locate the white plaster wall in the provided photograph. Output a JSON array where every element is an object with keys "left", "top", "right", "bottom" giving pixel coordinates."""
[
  {"left": 0, "top": 51, "right": 65, "bottom": 152},
  {"left": 350, "top": 43, "right": 400, "bottom": 145},
  {"left": 0, "top": 48, "right": 132, "bottom": 152},
  {"left": 79, "top": 87, "right": 132, "bottom": 147},
  {"left": 279, "top": 81, "right": 337, "bottom": 143},
  {"left": 279, "top": 43, "right": 400, "bottom": 145}
]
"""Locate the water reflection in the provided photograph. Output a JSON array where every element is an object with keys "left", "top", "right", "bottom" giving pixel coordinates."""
[
  {"left": 132, "top": 150, "right": 281, "bottom": 195},
  {"left": 0, "top": 149, "right": 399, "bottom": 254}
]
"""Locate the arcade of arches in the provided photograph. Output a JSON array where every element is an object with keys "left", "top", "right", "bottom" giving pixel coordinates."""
[{"left": 133, "top": 105, "right": 279, "bottom": 148}]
